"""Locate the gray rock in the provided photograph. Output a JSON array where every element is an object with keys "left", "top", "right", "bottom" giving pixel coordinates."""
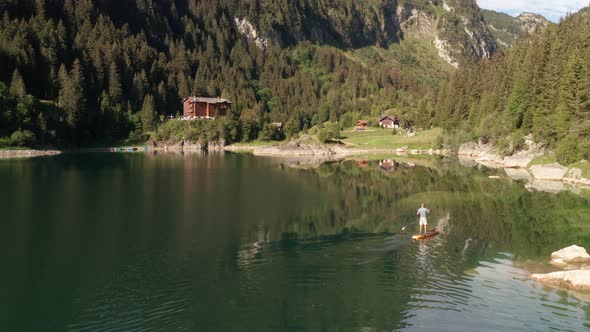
[
  {"left": 503, "top": 152, "right": 535, "bottom": 168},
  {"left": 551, "top": 245, "right": 590, "bottom": 264},
  {"left": 504, "top": 168, "right": 533, "bottom": 182},
  {"left": 529, "top": 163, "right": 568, "bottom": 180},
  {"left": 458, "top": 142, "right": 480, "bottom": 156},
  {"left": 531, "top": 270, "right": 590, "bottom": 291}
]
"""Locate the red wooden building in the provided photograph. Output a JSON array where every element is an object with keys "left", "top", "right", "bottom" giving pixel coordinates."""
[
  {"left": 182, "top": 97, "right": 232, "bottom": 119},
  {"left": 356, "top": 120, "right": 369, "bottom": 131}
]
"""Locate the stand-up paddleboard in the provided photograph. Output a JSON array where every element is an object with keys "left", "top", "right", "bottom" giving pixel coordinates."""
[{"left": 412, "top": 230, "right": 439, "bottom": 240}]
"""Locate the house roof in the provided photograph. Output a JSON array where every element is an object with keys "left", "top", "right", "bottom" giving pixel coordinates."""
[
  {"left": 357, "top": 120, "right": 369, "bottom": 125},
  {"left": 379, "top": 115, "right": 398, "bottom": 122},
  {"left": 184, "top": 97, "right": 232, "bottom": 104}
]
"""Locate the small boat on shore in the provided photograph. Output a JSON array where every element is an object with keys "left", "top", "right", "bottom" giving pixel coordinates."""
[{"left": 412, "top": 230, "right": 439, "bottom": 240}]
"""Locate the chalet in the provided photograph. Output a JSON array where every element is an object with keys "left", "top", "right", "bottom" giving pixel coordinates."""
[
  {"left": 356, "top": 120, "right": 369, "bottom": 131},
  {"left": 379, "top": 159, "right": 397, "bottom": 172},
  {"left": 182, "top": 97, "right": 232, "bottom": 119},
  {"left": 356, "top": 160, "right": 369, "bottom": 168},
  {"left": 379, "top": 115, "right": 400, "bottom": 129}
]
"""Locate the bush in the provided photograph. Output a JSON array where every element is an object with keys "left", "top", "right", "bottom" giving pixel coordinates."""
[
  {"left": 555, "top": 135, "right": 586, "bottom": 165},
  {"left": 437, "top": 129, "right": 472, "bottom": 150},
  {"left": 318, "top": 122, "right": 341, "bottom": 143},
  {"left": 0, "top": 137, "right": 11, "bottom": 148},
  {"left": 10, "top": 130, "right": 36, "bottom": 147},
  {"left": 127, "top": 129, "right": 148, "bottom": 144}
]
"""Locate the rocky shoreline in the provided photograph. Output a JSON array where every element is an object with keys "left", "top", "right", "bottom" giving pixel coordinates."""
[
  {"left": 458, "top": 141, "right": 590, "bottom": 192},
  {"left": 531, "top": 246, "right": 590, "bottom": 298},
  {"left": 0, "top": 149, "right": 62, "bottom": 159},
  {"left": 235, "top": 140, "right": 450, "bottom": 159}
]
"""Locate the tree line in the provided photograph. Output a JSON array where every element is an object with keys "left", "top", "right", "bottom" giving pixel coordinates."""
[
  {"left": 0, "top": 0, "right": 444, "bottom": 148},
  {"left": 431, "top": 8, "right": 590, "bottom": 163}
]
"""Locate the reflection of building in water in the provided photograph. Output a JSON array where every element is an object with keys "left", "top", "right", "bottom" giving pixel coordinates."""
[
  {"left": 379, "top": 160, "right": 417, "bottom": 172},
  {"left": 356, "top": 160, "right": 369, "bottom": 168},
  {"left": 379, "top": 159, "right": 397, "bottom": 171}
]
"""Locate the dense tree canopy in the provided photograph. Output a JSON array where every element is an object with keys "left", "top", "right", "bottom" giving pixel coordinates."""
[
  {"left": 432, "top": 8, "right": 590, "bottom": 163},
  {"left": 0, "top": 0, "right": 459, "bottom": 147}
]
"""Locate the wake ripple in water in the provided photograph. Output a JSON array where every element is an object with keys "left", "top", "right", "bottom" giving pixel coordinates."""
[{"left": 64, "top": 235, "right": 590, "bottom": 331}]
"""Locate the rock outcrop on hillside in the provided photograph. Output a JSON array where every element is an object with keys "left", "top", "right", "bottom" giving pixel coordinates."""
[{"left": 236, "top": 0, "right": 498, "bottom": 67}]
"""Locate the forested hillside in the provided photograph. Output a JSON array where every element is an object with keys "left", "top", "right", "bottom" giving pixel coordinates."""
[
  {"left": 434, "top": 8, "right": 590, "bottom": 163},
  {"left": 0, "top": 0, "right": 497, "bottom": 147}
]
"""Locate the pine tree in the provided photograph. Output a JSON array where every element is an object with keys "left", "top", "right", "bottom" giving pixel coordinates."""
[
  {"left": 9, "top": 69, "right": 26, "bottom": 98},
  {"left": 108, "top": 62, "right": 123, "bottom": 104},
  {"left": 141, "top": 94, "right": 157, "bottom": 132}
]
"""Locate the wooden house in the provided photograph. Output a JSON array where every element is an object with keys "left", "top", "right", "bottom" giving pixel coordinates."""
[
  {"left": 182, "top": 97, "right": 232, "bottom": 119},
  {"left": 379, "top": 115, "right": 400, "bottom": 129},
  {"left": 356, "top": 120, "right": 369, "bottom": 131},
  {"left": 379, "top": 159, "right": 397, "bottom": 171}
]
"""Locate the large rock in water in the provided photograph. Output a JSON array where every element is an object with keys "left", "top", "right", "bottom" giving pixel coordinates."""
[
  {"left": 551, "top": 245, "right": 590, "bottom": 265},
  {"left": 531, "top": 270, "right": 590, "bottom": 291},
  {"left": 458, "top": 142, "right": 480, "bottom": 156},
  {"left": 529, "top": 163, "right": 568, "bottom": 180},
  {"left": 503, "top": 152, "right": 535, "bottom": 168}
]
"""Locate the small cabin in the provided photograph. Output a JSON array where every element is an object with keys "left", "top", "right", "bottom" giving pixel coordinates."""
[
  {"left": 379, "top": 115, "right": 400, "bottom": 129},
  {"left": 379, "top": 159, "right": 397, "bottom": 172},
  {"left": 356, "top": 120, "right": 369, "bottom": 131},
  {"left": 182, "top": 97, "right": 232, "bottom": 119}
]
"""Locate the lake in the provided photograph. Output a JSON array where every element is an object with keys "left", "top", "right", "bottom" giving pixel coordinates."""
[{"left": 1, "top": 152, "right": 590, "bottom": 331}]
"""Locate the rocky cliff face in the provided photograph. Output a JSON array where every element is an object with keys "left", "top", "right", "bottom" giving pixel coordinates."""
[
  {"left": 482, "top": 10, "right": 550, "bottom": 49},
  {"left": 234, "top": 0, "right": 498, "bottom": 67}
]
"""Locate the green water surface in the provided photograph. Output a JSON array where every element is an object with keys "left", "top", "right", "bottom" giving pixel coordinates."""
[{"left": 1, "top": 152, "right": 590, "bottom": 331}]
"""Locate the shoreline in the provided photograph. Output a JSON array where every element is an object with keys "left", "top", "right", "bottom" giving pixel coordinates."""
[
  {"left": 0, "top": 149, "right": 62, "bottom": 159},
  {"left": 458, "top": 142, "right": 590, "bottom": 192}
]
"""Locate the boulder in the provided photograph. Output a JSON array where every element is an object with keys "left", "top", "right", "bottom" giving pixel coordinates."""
[
  {"left": 530, "top": 163, "right": 568, "bottom": 181},
  {"left": 458, "top": 142, "right": 480, "bottom": 156},
  {"left": 531, "top": 270, "right": 590, "bottom": 291},
  {"left": 551, "top": 245, "right": 590, "bottom": 265},
  {"left": 503, "top": 152, "right": 535, "bottom": 168},
  {"left": 504, "top": 168, "right": 533, "bottom": 182}
]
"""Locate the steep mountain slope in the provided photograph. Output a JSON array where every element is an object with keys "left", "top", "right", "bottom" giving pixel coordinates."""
[
  {"left": 434, "top": 7, "right": 590, "bottom": 164},
  {"left": 482, "top": 9, "right": 550, "bottom": 49},
  {"left": 0, "top": 0, "right": 498, "bottom": 147}
]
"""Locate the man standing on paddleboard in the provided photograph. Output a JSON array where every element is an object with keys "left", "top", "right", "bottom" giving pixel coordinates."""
[{"left": 417, "top": 204, "right": 431, "bottom": 234}]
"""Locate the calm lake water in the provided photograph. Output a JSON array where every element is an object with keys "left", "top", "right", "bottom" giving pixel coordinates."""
[{"left": 2, "top": 152, "right": 590, "bottom": 331}]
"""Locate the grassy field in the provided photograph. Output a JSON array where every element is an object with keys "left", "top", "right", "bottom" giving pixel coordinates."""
[
  {"left": 341, "top": 127, "right": 442, "bottom": 150},
  {"left": 228, "top": 140, "right": 279, "bottom": 147}
]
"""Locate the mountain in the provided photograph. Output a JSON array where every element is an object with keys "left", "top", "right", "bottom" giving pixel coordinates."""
[
  {"left": 434, "top": 7, "right": 590, "bottom": 164},
  {"left": 0, "top": 0, "right": 499, "bottom": 147},
  {"left": 482, "top": 9, "right": 550, "bottom": 49}
]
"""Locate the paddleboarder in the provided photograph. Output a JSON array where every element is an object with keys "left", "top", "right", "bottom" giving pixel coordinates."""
[{"left": 417, "top": 203, "right": 431, "bottom": 234}]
